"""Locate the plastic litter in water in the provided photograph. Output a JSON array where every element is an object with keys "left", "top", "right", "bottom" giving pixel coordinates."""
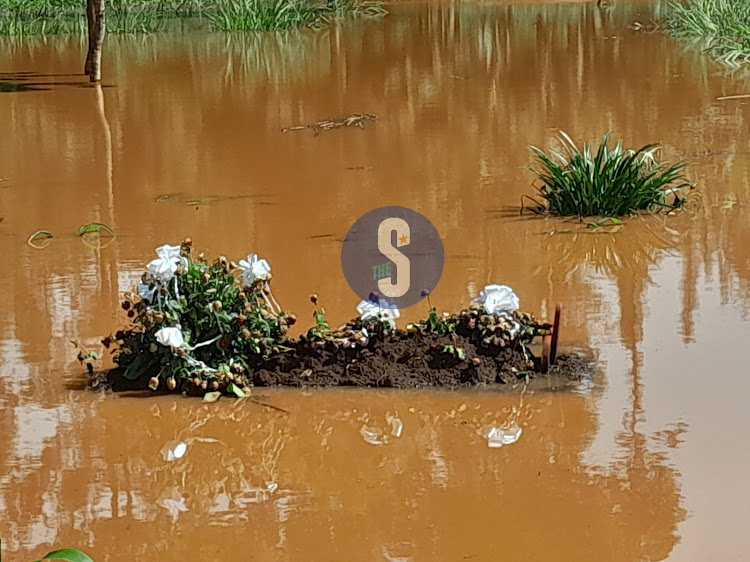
[
  {"left": 387, "top": 415, "right": 403, "bottom": 438},
  {"left": 359, "top": 425, "right": 385, "bottom": 445},
  {"left": 160, "top": 440, "right": 188, "bottom": 461},
  {"left": 486, "top": 425, "right": 522, "bottom": 448},
  {"left": 267, "top": 482, "right": 279, "bottom": 493}
]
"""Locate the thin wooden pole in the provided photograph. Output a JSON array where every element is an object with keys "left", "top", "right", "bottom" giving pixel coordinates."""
[{"left": 549, "top": 302, "right": 562, "bottom": 365}]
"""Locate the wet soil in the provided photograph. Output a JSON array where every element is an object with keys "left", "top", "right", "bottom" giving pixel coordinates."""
[{"left": 108, "top": 328, "right": 592, "bottom": 391}]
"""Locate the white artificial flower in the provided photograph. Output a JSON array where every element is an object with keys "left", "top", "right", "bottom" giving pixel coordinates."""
[
  {"left": 147, "top": 244, "right": 187, "bottom": 282},
  {"left": 473, "top": 284, "right": 520, "bottom": 315},
  {"left": 155, "top": 327, "right": 185, "bottom": 349},
  {"left": 356, "top": 299, "right": 400, "bottom": 328},
  {"left": 238, "top": 253, "right": 271, "bottom": 286},
  {"left": 137, "top": 282, "right": 157, "bottom": 303}
]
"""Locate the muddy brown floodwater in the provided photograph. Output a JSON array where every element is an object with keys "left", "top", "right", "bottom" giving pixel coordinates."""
[{"left": 1, "top": 0, "right": 750, "bottom": 560}]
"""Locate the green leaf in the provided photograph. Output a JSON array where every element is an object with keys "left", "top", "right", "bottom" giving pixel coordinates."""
[
  {"left": 27, "top": 229, "right": 53, "bottom": 248},
  {"left": 36, "top": 548, "right": 94, "bottom": 562},
  {"left": 456, "top": 347, "right": 466, "bottom": 360},
  {"left": 76, "top": 223, "right": 116, "bottom": 237},
  {"left": 227, "top": 383, "right": 246, "bottom": 398},
  {"left": 203, "top": 391, "right": 221, "bottom": 403}
]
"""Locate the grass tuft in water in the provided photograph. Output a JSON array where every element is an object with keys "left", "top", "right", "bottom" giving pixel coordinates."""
[
  {"left": 527, "top": 131, "right": 693, "bottom": 218},
  {"left": 208, "top": 0, "right": 381, "bottom": 31},
  {"left": 664, "top": 0, "right": 750, "bottom": 65},
  {"left": 0, "top": 0, "right": 385, "bottom": 35}
]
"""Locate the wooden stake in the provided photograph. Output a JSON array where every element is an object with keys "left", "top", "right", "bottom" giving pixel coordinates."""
[
  {"left": 549, "top": 302, "right": 562, "bottom": 365},
  {"left": 541, "top": 336, "right": 550, "bottom": 374}
]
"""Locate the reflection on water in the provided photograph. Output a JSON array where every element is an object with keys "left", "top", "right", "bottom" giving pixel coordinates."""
[{"left": 1, "top": 0, "right": 749, "bottom": 559}]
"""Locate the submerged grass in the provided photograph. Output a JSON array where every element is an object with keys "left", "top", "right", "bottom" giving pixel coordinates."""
[
  {"left": 528, "top": 131, "right": 693, "bottom": 218},
  {"left": 0, "top": 0, "right": 385, "bottom": 35},
  {"left": 664, "top": 0, "right": 750, "bottom": 65}
]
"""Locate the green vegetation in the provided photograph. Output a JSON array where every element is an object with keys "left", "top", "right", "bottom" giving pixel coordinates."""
[
  {"left": 106, "top": 239, "right": 295, "bottom": 395},
  {"left": 35, "top": 548, "right": 93, "bottom": 562},
  {"left": 0, "top": 0, "right": 386, "bottom": 35},
  {"left": 664, "top": 0, "right": 750, "bottom": 65},
  {"left": 527, "top": 131, "right": 693, "bottom": 218}
]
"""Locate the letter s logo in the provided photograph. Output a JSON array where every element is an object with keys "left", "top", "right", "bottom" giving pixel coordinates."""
[{"left": 377, "top": 217, "right": 410, "bottom": 298}]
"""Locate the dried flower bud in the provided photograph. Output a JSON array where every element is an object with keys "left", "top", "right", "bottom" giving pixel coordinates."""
[
  {"left": 200, "top": 380, "right": 208, "bottom": 390},
  {"left": 127, "top": 310, "right": 135, "bottom": 318},
  {"left": 149, "top": 342, "right": 158, "bottom": 353},
  {"left": 310, "top": 294, "right": 318, "bottom": 305},
  {"left": 212, "top": 301, "right": 222, "bottom": 312},
  {"left": 240, "top": 328, "right": 251, "bottom": 340},
  {"left": 148, "top": 377, "right": 159, "bottom": 390},
  {"left": 122, "top": 301, "right": 131, "bottom": 311},
  {"left": 229, "top": 260, "right": 237, "bottom": 270},
  {"left": 175, "top": 266, "right": 185, "bottom": 276},
  {"left": 201, "top": 272, "right": 210, "bottom": 283},
  {"left": 154, "top": 313, "right": 164, "bottom": 323},
  {"left": 238, "top": 292, "right": 247, "bottom": 301},
  {"left": 210, "top": 380, "right": 219, "bottom": 391},
  {"left": 193, "top": 377, "right": 202, "bottom": 387},
  {"left": 237, "top": 314, "right": 247, "bottom": 326},
  {"left": 286, "top": 313, "right": 297, "bottom": 326},
  {"left": 167, "top": 377, "right": 177, "bottom": 390},
  {"left": 182, "top": 237, "right": 192, "bottom": 247}
]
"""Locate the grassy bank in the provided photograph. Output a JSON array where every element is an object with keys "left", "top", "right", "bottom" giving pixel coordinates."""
[
  {"left": 0, "top": 0, "right": 386, "bottom": 35},
  {"left": 664, "top": 0, "right": 750, "bottom": 65}
]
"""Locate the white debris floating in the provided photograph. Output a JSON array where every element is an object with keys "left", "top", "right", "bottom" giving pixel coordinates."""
[{"left": 486, "top": 425, "right": 522, "bottom": 449}]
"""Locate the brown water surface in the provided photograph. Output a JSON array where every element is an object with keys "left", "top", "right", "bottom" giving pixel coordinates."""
[{"left": 1, "top": 1, "right": 750, "bottom": 560}]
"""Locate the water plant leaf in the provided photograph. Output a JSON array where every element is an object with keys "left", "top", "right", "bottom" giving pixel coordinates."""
[
  {"left": 227, "top": 383, "right": 246, "bottom": 398},
  {"left": 587, "top": 217, "right": 623, "bottom": 228},
  {"left": 35, "top": 548, "right": 94, "bottom": 562},
  {"left": 203, "top": 391, "right": 221, "bottom": 403},
  {"left": 77, "top": 223, "right": 116, "bottom": 237},
  {"left": 27, "top": 229, "right": 53, "bottom": 249}
]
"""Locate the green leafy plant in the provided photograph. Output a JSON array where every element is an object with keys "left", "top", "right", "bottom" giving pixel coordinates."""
[
  {"left": 105, "top": 239, "right": 295, "bottom": 395},
  {"left": 664, "top": 0, "right": 750, "bottom": 65},
  {"left": 408, "top": 307, "right": 456, "bottom": 336},
  {"left": 306, "top": 293, "right": 330, "bottom": 340},
  {"left": 527, "top": 131, "right": 693, "bottom": 218},
  {"left": 34, "top": 548, "right": 93, "bottom": 562}
]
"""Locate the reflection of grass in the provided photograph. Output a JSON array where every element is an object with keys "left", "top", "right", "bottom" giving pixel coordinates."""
[
  {"left": 528, "top": 132, "right": 693, "bottom": 217},
  {"left": 664, "top": 0, "right": 750, "bottom": 65},
  {"left": 0, "top": 0, "right": 385, "bottom": 35}
]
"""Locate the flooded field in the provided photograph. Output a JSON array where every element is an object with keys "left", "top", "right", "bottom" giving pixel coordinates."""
[{"left": 1, "top": 0, "right": 750, "bottom": 559}]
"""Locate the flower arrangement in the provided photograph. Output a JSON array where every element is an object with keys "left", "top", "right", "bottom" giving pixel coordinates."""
[
  {"left": 99, "top": 240, "right": 569, "bottom": 393},
  {"left": 105, "top": 238, "right": 295, "bottom": 395}
]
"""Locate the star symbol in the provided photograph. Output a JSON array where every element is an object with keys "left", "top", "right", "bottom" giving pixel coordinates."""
[{"left": 399, "top": 234, "right": 408, "bottom": 245}]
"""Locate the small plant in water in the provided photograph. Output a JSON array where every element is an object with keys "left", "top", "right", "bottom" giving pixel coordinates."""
[
  {"left": 664, "top": 0, "right": 750, "bottom": 65},
  {"left": 527, "top": 131, "right": 693, "bottom": 218}
]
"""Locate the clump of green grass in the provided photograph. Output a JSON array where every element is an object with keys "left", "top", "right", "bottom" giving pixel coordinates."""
[
  {"left": 208, "top": 0, "right": 382, "bottom": 31},
  {"left": 0, "top": 0, "right": 385, "bottom": 35},
  {"left": 208, "top": 0, "right": 314, "bottom": 31},
  {"left": 664, "top": 0, "right": 750, "bottom": 65},
  {"left": 527, "top": 131, "right": 693, "bottom": 218}
]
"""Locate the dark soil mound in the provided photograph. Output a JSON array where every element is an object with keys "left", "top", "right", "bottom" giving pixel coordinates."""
[{"left": 108, "top": 326, "right": 593, "bottom": 392}]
